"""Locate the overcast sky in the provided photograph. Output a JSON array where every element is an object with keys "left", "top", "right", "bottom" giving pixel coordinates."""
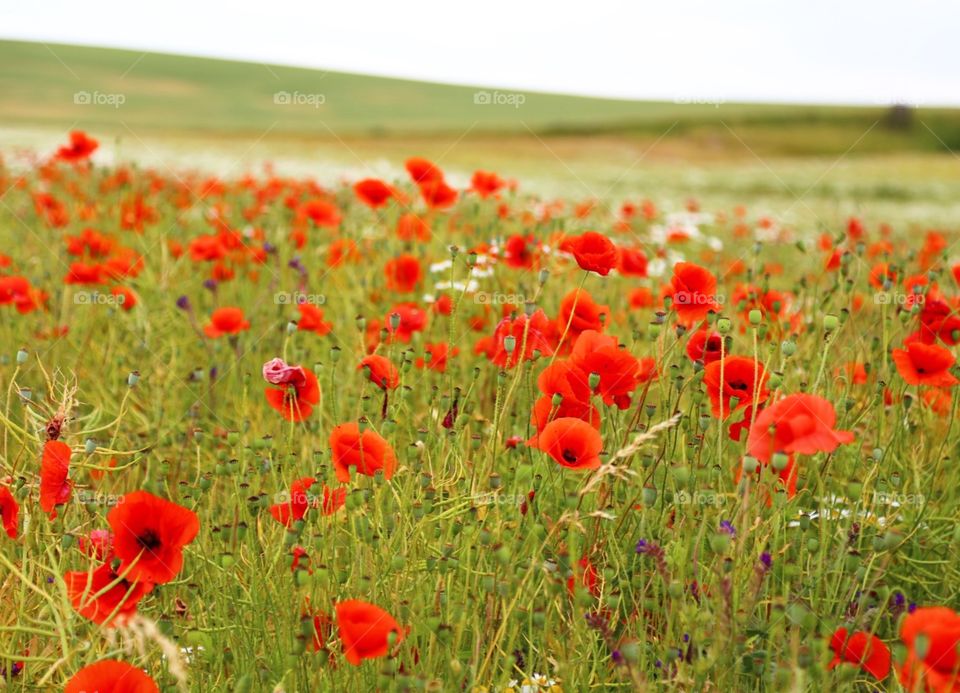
[{"left": 4, "top": 0, "right": 957, "bottom": 105}]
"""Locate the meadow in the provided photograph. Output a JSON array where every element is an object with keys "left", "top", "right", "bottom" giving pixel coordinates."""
[{"left": 2, "top": 42, "right": 960, "bottom": 693}]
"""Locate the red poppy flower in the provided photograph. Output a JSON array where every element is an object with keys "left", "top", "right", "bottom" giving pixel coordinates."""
[
  {"left": 359, "top": 355, "right": 400, "bottom": 390},
  {"left": 491, "top": 310, "right": 555, "bottom": 368},
  {"left": 65, "top": 660, "right": 158, "bottom": 693},
  {"left": 327, "top": 238, "right": 361, "bottom": 267},
  {"left": 353, "top": 178, "right": 400, "bottom": 208},
  {"left": 828, "top": 627, "right": 890, "bottom": 681},
  {"left": 529, "top": 417, "right": 603, "bottom": 470},
  {"left": 264, "top": 367, "right": 321, "bottom": 422},
  {"left": 297, "top": 303, "right": 332, "bottom": 336},
  {"left": 665, "top": 262, "right": 718, "bottom": 326},
  {"left": 415, "top": 342, "right": 459, "bottom": 373},
  {"left": 471, "top": 170, "right": 505, "bottom": 198},
  {"left": 269, "top": 477, "right": 345, "bottom": 526},
  {"left": 618, "top": 246, "right": 648, "bottom": 277},
  {"left": 396, "top": 213, "right": 431, "bottom": 242},
  {"left": 686, "top": 329, "right": 723, "bottom": 364},
  {"left": 64, "top": 561, "right": 154, "bottom": 626},
  {"left": 404, "top": 157, "right": 444, "bottom": 185},
  {"left": 107, "top": 491, "right": 200, "bottom": 584},
  {"left": 335, "top": 599, "right": 405, "bottom": 666},
  {"left": 569, "top": 231, "right": 619, "bottom": 276},
  {"left": 298, "top": 198, "right": 342, "bottom": 228},
  {"left": 40, "top": 440, "right": 72, "bottom": 519},
  {"left": 329, "top": 423, "right": 397, "bottom": 483},
  {"left": 503, "top": 234, "right": 539, "bottom": 269},
  {"left": 703, "top": 356, "right": 770, "bottom": 419},
  {"left": 570, "top": 330, "right": 642, "bottom": 409},
  {"left": 384, "top": 303, "right": 428, "bottom": 343},
  {"left": 746, "top": 394, "right": 855, "bottom": 464},
  {"left": 0, "top": 486, "right": 19, "bottom": 538},
  {"left": 899, "top": 607, "right": 960, "bottom": 693},
  {"left": 893, "top": 342, "right": 959, "bottom": 387},
  {"left": 384, "top": 254, "right": 423, "bottom": 293},
  {"left": 418, "top": 179, "right": 458, "bottom": 209},
  {"left": 110, "top": 286, "right": 136, "bottom": 311},
  {"left": 204, "top": 307, "right": 251, "bottom": 338},
  {"left": 529, "top": 394, "right": 601, "bottom": 435},
  {"left": 557, "top": 289, "right": 610, "bottom": 345},
  {"left": 537, "top": 360, "right": 592, "bottom": 403},
  {"left": 566, "top": 557, "right": 600, "bottom": 597},
  {"left": 56, "top": 130, "right": 99, "bottom": 163}
]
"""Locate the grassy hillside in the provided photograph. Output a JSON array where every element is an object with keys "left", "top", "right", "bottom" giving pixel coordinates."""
[{"left": 1, "top": 39, "right": 959, "bottom": 155}]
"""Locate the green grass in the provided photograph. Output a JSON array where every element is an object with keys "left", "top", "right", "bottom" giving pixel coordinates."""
[
  {"left": 2, "top": 39, "right": 960, "bottom": 156},
  {"left": 2, "top": 144, "right": 960, "bottom": 691}
]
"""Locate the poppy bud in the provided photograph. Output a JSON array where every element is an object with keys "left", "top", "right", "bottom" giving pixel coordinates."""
[
  {"left": 716, "top": 317, "right": 732, "bottom": 334},
  {"left": 84, "top": 438, "right": 96, "bottom": 454},
  {"left": 742, "top": 456, "right": 759, "bottom": 474},
  {"left": 127, "top": 371, "right": 140, "bottom": 387},
  {"left": 648, "top": 322, "right": 661, "bottom": 338},
  {"left": 389, "top": 312, "right": 401, "bottom": 331},
  {"left": 748, "top": 309, "right": 762, "bottom": 326},
  {"left": 588, "top": 372, "right": 601, "bottom": 390},
  {"left": 642, "top": 487, "right": 657, "bottom": 507},
  {"left": 19, "top": 387, "right": 31, "bottom": 400},
  {"left": 355, "top": 315, "right": 366, "bottom": 332},
  {"left": 503, "top": 335, "right": 516, "bottom": 354},
  {"left": 551, "top": 392, "right": 563, "bottom": 407},
  {"left": 16, "top": 348, "right": 27, "bottom": 364},
  {"left": 823, "top": 314, "right": 839, "bottom": 332},
  {"left": 538, "top": 269, "right": 549, "bottom": 285},
  {"left": 772, "top": 452, "right": 789, "bottom": 472}
]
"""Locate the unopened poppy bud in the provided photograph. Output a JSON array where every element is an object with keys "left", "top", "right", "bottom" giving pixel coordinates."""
[
  {"left": 716, "top": 317, "right": 732, "bottom": 334},
  {"left": 449, "top": 244, "right": 459, "bottom": 257},
  {"left": 648, "top": 322, "right": 661, "bottom": 338},
  {"left": 663, "top": 295, "right": 673, "bottom": 310},
  {"left": 524, "top": 302, "right": 536, "bottom": 317},
  {"left": 742, "top": 456, "right": 759, "bottom": 474},
  {"left": 503, "top": 335, "right": 516, "bottom": 354},
  {"left": 389, "top": 312, "right": 401, "bottom": 331},
  {"left": 84, "top": 438, "right": 96, "bottom": 454},
  {"left": 709, "top": 533, "right": 730, "bottom": 552},
  {"left": 781, "top": 340, "right": 796, "bottom": 356},
  {"left": 538, "top": 268, "right": 549, "bottom": 285},
  {"left": 748, "top": 309, "right": 762, "bottom": 326},
  {"left": 588, "top": 372, "right": 601, "bottom": 390},
  {"left": 127, "top": 371, "right": 140, "bottom": 387},
  {"left": 16, "top": 348, "right": 27, "bottom": 364},
  {"left": 767, "top": 372, "right": 782, "bottom": 389},
  {"left": 772, "top": 452, "right": 789, "bottom": 471},
  {"left": 489, "top": 473, "right": 502, "bottom": 489},
  {"left": 19, "top": 387, "right": 31, "bottom": 400},
  {"left": 61, "top": 533, "right": 75, "bottom": 549},
  {"left": 642, "top": 487, "right": 657, "bottom": 506},
  {"left": 823, "top": 314, "right": 839, "bottom": 332}
]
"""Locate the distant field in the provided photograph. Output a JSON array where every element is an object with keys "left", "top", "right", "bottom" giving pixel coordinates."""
[{"left": 1, "top": 40, "right": 959, "bottom": 157}]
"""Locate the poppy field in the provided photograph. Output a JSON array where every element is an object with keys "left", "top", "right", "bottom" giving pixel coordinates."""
[{"left": 3, "top": 130, "right": 960, "bottom": 692}]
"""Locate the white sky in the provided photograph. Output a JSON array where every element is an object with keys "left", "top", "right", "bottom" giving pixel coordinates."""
[{"left": 3, "top": 0, "right": 958, "bottom": 105}]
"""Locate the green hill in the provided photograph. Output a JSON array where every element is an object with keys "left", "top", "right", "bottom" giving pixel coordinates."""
[{"left": 0, "top": 39, "right": 959, "bottom": 155}]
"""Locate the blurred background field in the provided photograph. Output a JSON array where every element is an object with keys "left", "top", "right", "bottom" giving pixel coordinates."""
[{"left": 2, "top": 39, "right": 960, "bottom": 225}]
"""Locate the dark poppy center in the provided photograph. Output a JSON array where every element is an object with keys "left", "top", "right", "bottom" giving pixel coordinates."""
[
  {"left": 729, "top": 380, "right": 749, "bottom": 391},
  {"left": 562, "top": 449, "right": 578, "bottom": 463},
  {"left": 138, "top": 530, "right": 162, "bottom": 551}
]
